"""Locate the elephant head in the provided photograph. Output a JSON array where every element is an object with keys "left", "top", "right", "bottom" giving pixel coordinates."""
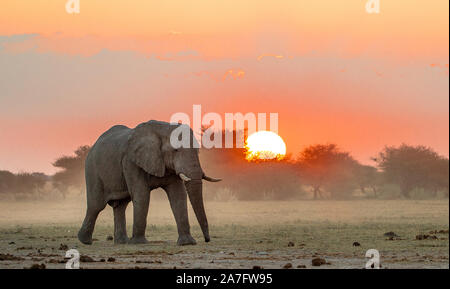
[{"left": 127, "top": 120, "right": 220, "bottom": 242}]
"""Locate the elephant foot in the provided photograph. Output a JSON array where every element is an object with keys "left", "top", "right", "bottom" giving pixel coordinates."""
[
  {"left": 78, "top": 229, "right": 93, "bottom": 245},
  {"left": 177, "top": 235, "right": 197, "bottom": 246},
  {"left": 128, "top": 236, "right": 149, "bottom": 244},
  {"left": 114, "top": 236, "right": 129, "bottom": 244}
]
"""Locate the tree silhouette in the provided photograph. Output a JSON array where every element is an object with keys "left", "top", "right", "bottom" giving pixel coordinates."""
[
  {"left": 374, "top": 144, "right": 449, "bottom": 198},
  {"left": 296, "top": 144, "right": 359, "bottom": 199},
  {"left": 0, "top": 170, "right": 16, "bottom": 195},
  {"left": 52, "top": 145, "right": 90, "bottom": 198},
  {"left": 353, "top": 165, "right": 382, "bottom": 197}
]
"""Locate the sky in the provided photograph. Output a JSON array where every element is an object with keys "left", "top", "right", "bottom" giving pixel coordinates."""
[{"left": 0, "top": 0, "right": 448, "bottom": 174}]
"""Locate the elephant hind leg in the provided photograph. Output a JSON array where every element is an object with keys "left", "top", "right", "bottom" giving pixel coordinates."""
[
  {"left": 78, "top": 180, "right": 106, "bottom": 245},
  {"left": 111, "top": 198, "right": 130, "bottom": 244},
  {"left": 78, "top": 205, "right": 105, "bottom": 245}
]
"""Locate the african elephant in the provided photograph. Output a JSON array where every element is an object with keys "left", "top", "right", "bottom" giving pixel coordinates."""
[{"left": 77, "top": 120, "right": 221, "bottom": 245}]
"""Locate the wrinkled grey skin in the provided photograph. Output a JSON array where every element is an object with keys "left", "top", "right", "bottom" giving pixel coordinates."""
[{"left": 78, "top": 120, "right": 220, "bottom": 246}]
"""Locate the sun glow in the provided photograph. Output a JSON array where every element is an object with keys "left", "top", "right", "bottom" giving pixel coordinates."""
[{"left": 245, "top": 131, "right": 287, "bottom": 161}]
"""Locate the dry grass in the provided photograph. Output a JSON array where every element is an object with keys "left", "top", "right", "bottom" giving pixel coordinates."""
[{"left": 0, "top": 198, "right": 448, "bottom": 269}]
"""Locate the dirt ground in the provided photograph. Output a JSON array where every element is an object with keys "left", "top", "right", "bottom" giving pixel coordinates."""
[{"left": 0, "top": 197, "right": 448, "bottom": 269}]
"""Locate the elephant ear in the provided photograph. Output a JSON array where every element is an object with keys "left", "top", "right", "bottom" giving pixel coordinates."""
[{"left": 127, "top": 124, "right": 165, "bottom": 177}]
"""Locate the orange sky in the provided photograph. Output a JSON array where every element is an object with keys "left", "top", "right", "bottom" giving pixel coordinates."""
[{"left": 0, "top": 0, "right": 448, "bottom": 173}]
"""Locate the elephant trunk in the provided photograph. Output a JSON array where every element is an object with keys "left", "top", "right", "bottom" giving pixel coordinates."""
[{"left": 185, "top": 180, "right": 210, "bottom": 242}]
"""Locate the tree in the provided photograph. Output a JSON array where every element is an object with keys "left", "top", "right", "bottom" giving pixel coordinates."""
[
  {"left": 52, "top": 145, "right": 90, "bottom": 198},
  {"left": 374, "top": 144, "right": 449, "bottom": 198},
  {"left": 0, "top": 170, "right": 48, "bottom": 199},
  {"left": 0, "top": 170, "right": 16, "bottom": 195},
  {"left": 353, "top": 165, "right": 383, "bottom": 197},
  {"left": 296, "top": 144, "right": 359, "bottom": 199},
  {"left": 199, "top": 129, "right": 304, "bottom": 200},
  {"left": 427, "top": 158, "right": 449, "bottom": 197},
  {"left": 14, "top": 172, "right": 47, "bottom": 198}
]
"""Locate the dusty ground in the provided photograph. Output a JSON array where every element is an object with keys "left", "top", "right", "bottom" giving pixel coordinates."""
[{"left": 0, "top": 197, "right": 448, "bottom": 269}]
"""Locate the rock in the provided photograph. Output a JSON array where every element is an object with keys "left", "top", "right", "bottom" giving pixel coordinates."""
[
  {"left": 369, "top": 263, "right": 383, "bottom": 269},
  {"left": 288, "top": 242, "right": 295, "bottom": 247},
  {"left": 416, "top": 234, "right": 431, "bottom": 240},
  {"left": 106, "top": 235, "right": 113, "bottom": 241},
  {"left": 256, "top": 251, "right": 268, "bottom": 255},
  {"left": 0, "top": 253, "right": 25, "bottom": 261},
  {"left": 353, "top": 242, "right": 361, "bottom": 247},
  {"left": 107, "top": 257, "right": 116, "bottom": 262},
  {"left": 383, "top": 232, "right": 398, "bottom": 237},
  {"left": 16, "top": 246, "right": 33, "bottom": 250},
  {"left": 26, "top": 263, "right": 46, "bottom": 269},
  {"left": 8, "top": 241, "right": 15, "bottom": 245},
  {"left": 47, "top": 259, "right": 65, "bottom": 264},
  {"left": 312, "top": 258, "right": 327, "bottom": 266},
  {"left": 283, "top": 263, "right": 293, "bottom": 269},
  {"left": 59, "top": 244, "right": 69, "bottom": 251},
  {"left": 80, "top": 255, "right": 95, "bottom": 262},
  {"left": 297, "top": 265, "right": 307, "bottom": 268}
]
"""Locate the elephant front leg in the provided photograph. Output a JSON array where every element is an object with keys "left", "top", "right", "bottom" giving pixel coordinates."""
[
  {"left": 123, "top": 161, "right": 151, "bottom": 244},
  {"left": 129, "top": 192, "right": 150, "bottom": 244},
  {"left": 113, "top": 199, "right": 130, "bottom": 244},
  {"left": 164, "top": 180, "right": 197, "bottom": 246}
]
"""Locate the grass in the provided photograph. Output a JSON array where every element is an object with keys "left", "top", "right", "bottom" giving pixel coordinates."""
[{"left": 0, "top": 198, "right": 448, "bottom": 268}]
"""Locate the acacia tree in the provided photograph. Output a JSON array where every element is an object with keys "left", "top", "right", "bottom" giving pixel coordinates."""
[
  {"left": 374, "top": 144, "right": 449, "bottom": 198},
  {"left": 353, "top": 165, "right": 383, "bottom": 197},
  {"left": 15, "top": 172, "right": 47, "bottom": 196},
  {"left": 296, "top": 144, "right": 359, "bottom": 199},
  {"left": 0, "top": 170, "right": 48, "bottom": 199},
  {"left": 0, "top": 170, "right": 16, "bottom": 195},
  {"left": 427, "top": 158, "right": 449, "bottom": 197},
  {"left": 198, "top": 129, "right": 304, "bottom": 200},
  {"left": 52, "top": 145, "right": 90, "bottom": 198}
]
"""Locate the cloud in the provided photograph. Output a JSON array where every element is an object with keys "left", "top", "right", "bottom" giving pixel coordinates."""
[
  {"left": 222, "top": 69, "right": 245, "bottom": 81},
  {"left": 0, "top": 33, "right": 38, "bottom": 49},
  {"left": 257, "top": 53, "right": 284, "bottom": 61}
]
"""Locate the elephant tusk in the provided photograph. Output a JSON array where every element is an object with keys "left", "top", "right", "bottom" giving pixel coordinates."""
[
  {"left": 202, "top": 175, "right": 222, "bottom": 182},
  {"left": 179, "top": 173, "right": 192, "bottom": 182}
]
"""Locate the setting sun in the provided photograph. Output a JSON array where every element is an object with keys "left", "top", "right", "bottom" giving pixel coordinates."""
[{"left": 245, "top": 131, "right": 287, "bottom": 161}]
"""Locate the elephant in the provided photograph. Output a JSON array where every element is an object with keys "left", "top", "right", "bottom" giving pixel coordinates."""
[{"left": 77, "top": 120, "right": 221, "bottom": 246}]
